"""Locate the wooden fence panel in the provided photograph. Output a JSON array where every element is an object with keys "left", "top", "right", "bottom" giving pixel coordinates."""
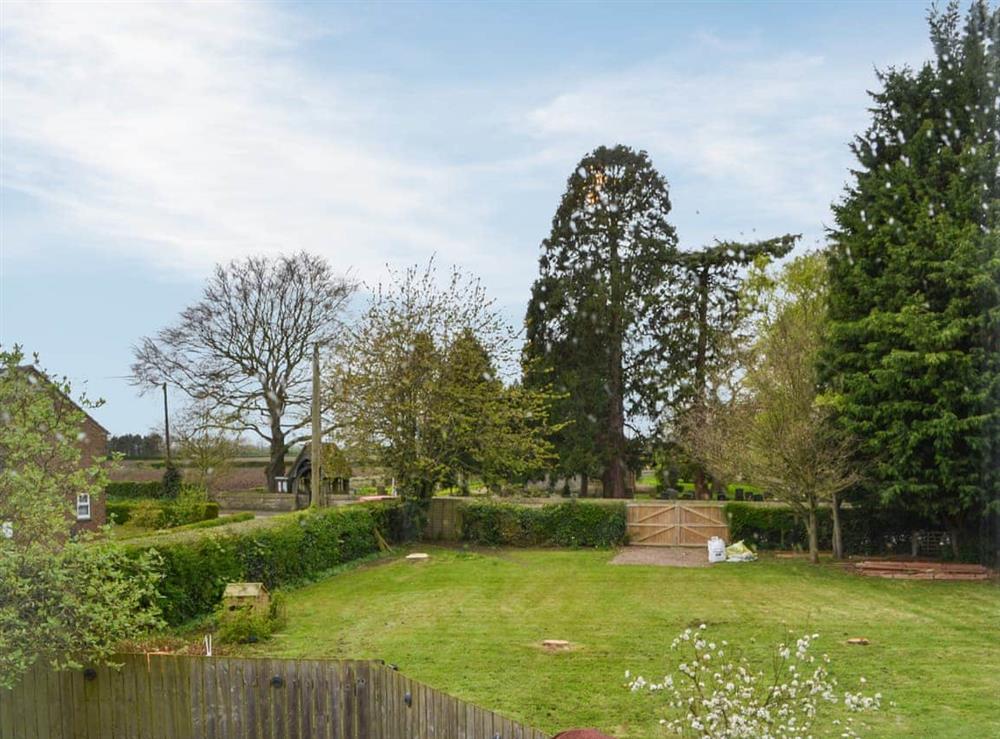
[{"left": 0, "top": 656, "right": 549, "bottom": 738}]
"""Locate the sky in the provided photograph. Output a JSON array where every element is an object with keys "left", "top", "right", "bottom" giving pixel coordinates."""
[{"left": 0, "top": 0, "right": 933, "bottom": 435}]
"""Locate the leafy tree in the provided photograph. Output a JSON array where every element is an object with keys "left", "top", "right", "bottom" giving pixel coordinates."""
[
  {"left": 652, "top": 236, "right": 797, "bottom": 498},
  {"left": 0, "top": 347, "right": 161, "bottom": 688},
  {"left": 524, "top": 145, "right": 679, "bottom": 498},
  {"left": 686, "top": 254, "right": 859, "bottom": 563},
  {"left": 822, "top": 1, "right": 1000, "bottom": 556},
  {"left": 174, "top": 402, "right": 240, "bottom": 493},
  {"left": 132, "top": 251, "right": 354, "bottom": 491},
  {"left": 332, "top": 261, "right": 558, "bottom": 500}
]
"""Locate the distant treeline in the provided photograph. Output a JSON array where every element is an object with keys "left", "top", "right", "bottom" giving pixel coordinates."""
[{"left": 108, "top": 432, "right": 272, "bottom": 460}]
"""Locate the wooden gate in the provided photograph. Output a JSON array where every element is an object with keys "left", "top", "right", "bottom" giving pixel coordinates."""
[{"left": 627, "top": 503, "right": 728, "bottom": 547}]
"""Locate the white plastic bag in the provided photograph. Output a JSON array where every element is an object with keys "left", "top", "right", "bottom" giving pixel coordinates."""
[{"left": 707, "top": 536, "right": 727, "bottom": 563}]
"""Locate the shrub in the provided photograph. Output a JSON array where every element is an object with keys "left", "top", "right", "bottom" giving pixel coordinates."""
[
  {"left": 627, "top": 624, "right": 882, "bottom": 738},
  {"left": 215, "top": 592, "right": 286, "bottom": 644},
  {"left": 171, "top": 512, "right": 254, "bottom": 532},
  {"left": 106, "top": 496, "right": 219, "bottom": 529},
  {"left": 131, "top": 504, "right": 395, "bottom": 625},
  {"left": 105, "top": 481, "right": 164, "bottom": 500},
  {"left": 129, "top": 499, "right": 167, "bottom": 529},
  {"left": 460, "top": 500, "right": 627, "bottom": 548},
  {"left": 161, "top": 463, "right": 183, "bottom": 498},
  {"left": 726, "top": 503, "right": 810, "bottom": 550},
  {"left": 725, "top": 502, "right": 930, "bottom": 556}
]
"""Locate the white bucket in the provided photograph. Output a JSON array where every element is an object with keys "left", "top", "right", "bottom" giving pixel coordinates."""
[{"left": 707, "top": 536, "right": 726, "bottom": 563}]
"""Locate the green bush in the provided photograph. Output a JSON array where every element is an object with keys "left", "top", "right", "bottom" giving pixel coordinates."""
[
  {"left": 162, "top": 463, "right": 183, "bottom": 498},
  {"left": 170, "top": 512, "right": 254, "bottom": 532},
  {"left": 132, "top": 504, "right": 394, "bottom": 625},
  {"left": 130, "top": 499, "right": 168, "bottom": 529},
  {"left": 725, "top": 502, "right": 927, "bottom": 555},
  {"left": 106, "top": 497, "right": 219, "bottom": 528},
  {"left": 216, "top": 592, "right": 286, "bottom": 644},
  {"left": 725, "top": 503, "right": 811, "bottom": 550},
  {"left": 460, "top": 500, "right": 627, "bottom": 548},
  {"left": 105, "top": 481, "right": 164, "bottom": 500}
]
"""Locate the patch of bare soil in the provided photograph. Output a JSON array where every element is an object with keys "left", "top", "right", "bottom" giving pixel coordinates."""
[{"left": 610, "top": 546, "right": 710, "bottom": 568}]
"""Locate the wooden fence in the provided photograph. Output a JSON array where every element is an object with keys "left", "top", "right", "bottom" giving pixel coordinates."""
[
  {"left": 424, "top": 498, "right": 463, "bottom": 541},
  {"left": 627, "top": 502, "right": 728, "bottom": 547},
  {"left": 0, "top": 654, "right": 548, "bottom": 739}
]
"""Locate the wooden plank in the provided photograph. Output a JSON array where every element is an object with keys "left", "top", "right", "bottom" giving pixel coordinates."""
[
  {"left": 97, "top": 665, "right": 113, "bottom": 739},
  {"left": 45, "top": 667, "right": 64, "bottom": 739},
  {"left": 24, "top": 663, "right": 43, "bottom": 739},
  {"left": 245, "top": 658, "right": 262, "bottom": 739},
  {"left": 299, "top": 660, "right": 313, "bottom": 739},
  {"left": 66, "top": 666, "right": 84, "bottom": 739},
  {"left": 106, "top": 662, "right": 125, "bottom": 738},
  {"left": 196, "top": 657, "right": 212, "bottom": 739},
  {"left": 230, "top": 658, "right": 246, "bottom": 739},
  {"left": 137, "top": 658, "right": 152, "bottom": 739},
  {"left": 0, "top": 684, "right": 13, "bottom": 739}
]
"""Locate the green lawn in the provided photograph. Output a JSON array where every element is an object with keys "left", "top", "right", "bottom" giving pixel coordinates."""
[{"left": 237, "top": 548, "right": 999, "bottom": 738}]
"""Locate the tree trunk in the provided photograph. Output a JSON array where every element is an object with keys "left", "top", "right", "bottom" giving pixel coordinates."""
[
  {"left": 603, "top": 235, "right": 629, "bottom": 500},
  {"left": 806, "top": 505, "right": 819, "bottom": 564},
  {"left": 948, "top": 526, "right": 961, "bottom": 560},
  {"left": 693, "top": 468, "right": 710, "bottom": 500},
  {"left": 579, "top": 473, "right": 589, "bottom": 498},
  {"left": 691, "top": 266, "right": 712, "bottom": 501},
  {"left": 265, "top": 430, "right": 286, "bottom": 493},
  {"left": 831, "top": 492, "right": 843, "bottom": 560}
]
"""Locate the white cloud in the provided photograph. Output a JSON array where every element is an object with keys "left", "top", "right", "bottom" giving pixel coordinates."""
[
  {"left": 1, "top": 0, "right": 930, "bottom": 295},
  {"left": 518, "top": 48, "right": 916, "bottom": 250},
  {"left": 1, "top": 0, "right": 482, "bottom": 281}
]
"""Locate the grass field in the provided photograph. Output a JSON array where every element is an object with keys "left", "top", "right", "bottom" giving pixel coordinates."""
[{"left": 235, "top": 547, "right": 1000, "bottom": 738}]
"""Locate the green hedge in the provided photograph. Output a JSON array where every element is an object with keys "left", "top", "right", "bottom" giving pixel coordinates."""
[
  {"left": 131, "top": 504, "right": 396, "bottom": 625},
  {"left": 460, "top": 500, "right": 627, "bottom": 548},
  {"left": 725, "top": 502, "right": 923, "bottom": 555},
  {"left": 107, "top": 500, "right": 219, "bottom": 528},
  {"left": 106, "top": 481, "right": 165, "bottom": 500}
]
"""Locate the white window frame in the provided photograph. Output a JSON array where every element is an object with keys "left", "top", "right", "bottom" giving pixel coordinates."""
[{"left": 76, "top": 493, "right": 91, "bottom": 521}]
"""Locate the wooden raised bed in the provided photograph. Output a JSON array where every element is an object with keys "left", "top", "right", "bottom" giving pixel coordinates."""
[{"left": 854, "top": 560, "right": 991, "bottom": 581}]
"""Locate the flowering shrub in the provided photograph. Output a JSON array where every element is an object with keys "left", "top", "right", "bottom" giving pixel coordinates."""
[{"left": 626, "top": 625, "right": 882, "bottom": 738}]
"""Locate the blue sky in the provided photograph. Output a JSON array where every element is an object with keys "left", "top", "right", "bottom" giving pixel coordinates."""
[{"left": 1, "top": 0, "right": 931, "bottom": 435}]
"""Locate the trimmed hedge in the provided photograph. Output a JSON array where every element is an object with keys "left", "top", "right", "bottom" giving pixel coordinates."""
[
  {"left": 106, "top": 481, "right": 165, "bottom": 500},
  {"left": 460, "top": 500, "right": 627, "bottom": 548},
  {"left": 725, "top": 502, "right": 924, "bottom": 555},
  {"left": 130, "top": 503, "right": 397, "bottom": 625},
  {"left": 107, "top": 500, "right": 219, "bottom": 528}
]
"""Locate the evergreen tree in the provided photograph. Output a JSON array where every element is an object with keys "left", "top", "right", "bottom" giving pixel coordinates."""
[
  {"left": 524, "top": 145, "right": 678, "bottom": 498},
  {"left": 650, "top": 236, "right": 796, "bottom": 498},
  {"left": 823, "top": 1, "right": 1000, "bottom": 556}
]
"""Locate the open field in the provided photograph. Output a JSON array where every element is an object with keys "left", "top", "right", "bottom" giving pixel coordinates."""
[{"left": 236, "top": 547, "right": 1000, "bottom": 738}]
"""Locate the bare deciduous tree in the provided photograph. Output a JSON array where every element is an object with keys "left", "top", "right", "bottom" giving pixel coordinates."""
[
  {"left": 685, "top": 253, "right": 859, "bottom": 563},
  {"left": 132, "top": 252, "right": 353, "bottom": 491},
  {"left": 174, "top": 402, "right": 240, "bottom": 493}
]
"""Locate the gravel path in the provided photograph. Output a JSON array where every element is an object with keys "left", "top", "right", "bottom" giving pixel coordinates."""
[{"left": 610, "top": 546, "right": 711, "bottom": 567}]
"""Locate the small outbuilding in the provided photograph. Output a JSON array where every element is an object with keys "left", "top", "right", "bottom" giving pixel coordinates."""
[{"left": 223, "top": 582, "right": 270, "bottom": 616}]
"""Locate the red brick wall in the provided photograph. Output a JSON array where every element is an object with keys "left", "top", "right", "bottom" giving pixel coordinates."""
[{"left": 70, "top": 416, "right": 107, "bottom": 534}]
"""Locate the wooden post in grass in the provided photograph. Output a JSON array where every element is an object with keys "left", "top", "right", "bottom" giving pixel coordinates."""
[{"left": 311, "top": 343, "right": 321, "bottom": 508}]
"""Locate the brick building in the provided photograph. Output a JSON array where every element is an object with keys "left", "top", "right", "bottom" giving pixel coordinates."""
[{"left": 15, "top": 367, "right": 109, "bottom": 534}]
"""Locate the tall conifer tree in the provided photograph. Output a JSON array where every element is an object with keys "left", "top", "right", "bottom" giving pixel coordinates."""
[
  {"left": 524, "top": 145, "right": 678, "bottom": 498},
  {"left": 824, "top": 1, "right": 1000, "bottom": 554}
]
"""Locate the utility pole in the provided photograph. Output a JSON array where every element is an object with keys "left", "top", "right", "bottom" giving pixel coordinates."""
[
  {"left": 162, "top": 382, "right": 172, "bottom": 463},
  {"left": 310, "top": 343, "right": 321, "bottom": 508}
]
